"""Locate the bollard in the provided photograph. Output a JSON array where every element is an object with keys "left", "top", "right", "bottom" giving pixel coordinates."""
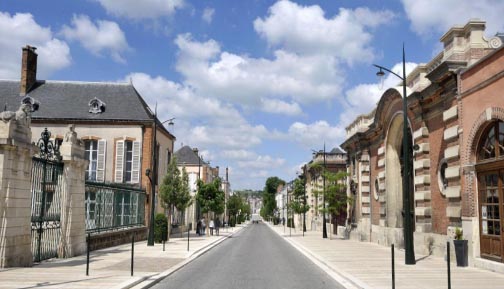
[
  {"left": 131, "top": 234, "right": 134, "bottom": 276},
  {"left": 86, "top": 233, "right": 90, "bottom": 276},
  {"left": 447, "top": 241, "right": 451, "bottom": 289},
  {"left": 392, "top": 244, "right": 395, "bottom": 289},
  {"left": 187, "top": 226, "right": 190, "bottom": 252},
  {"left": 163, "top": 239, "right": 165, "bottom": 252}
]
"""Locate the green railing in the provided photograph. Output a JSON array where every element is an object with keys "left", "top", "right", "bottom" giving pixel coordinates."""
[{"left": 85, "top": 182, "right": 146, "bottom": 233}]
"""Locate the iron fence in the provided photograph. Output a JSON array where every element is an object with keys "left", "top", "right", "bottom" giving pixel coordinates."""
[{"left": 85, "top": 182, "right": 146, "bottom": 233}]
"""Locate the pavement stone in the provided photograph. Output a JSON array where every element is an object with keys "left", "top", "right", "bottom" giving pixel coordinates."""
[
  {"left": 268, "top": 223, "right": 504, "bottom": 289},
  {"left": 0, "top": 226, "right": 244, "bottom": 289}
]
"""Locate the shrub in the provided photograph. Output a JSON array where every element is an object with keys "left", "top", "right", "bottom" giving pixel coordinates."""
[
  {"left": 287, "top": 218, "right": 295, "bottom": 228},
  {"left": 154, "top": 213, "right": 168, "bottom": 243},
  {"left": 455, "top": 227, "right": 463, "bottom": 240}
]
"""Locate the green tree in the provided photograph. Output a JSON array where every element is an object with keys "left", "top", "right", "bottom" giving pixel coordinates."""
[
  {"left": 261, "top": 177, "right": 285, "bottom": 219},
  {"left": 159, "top": 156, "right": 181, "bottom": 241},
  {"left": 310, "top": 163, "right": 349, "bottom": 236},
  {"left": 196, "top": 178, "right": 225, "bottom": 235},
  {"left": 289, "top": 177, "right": 310, "bottom": 230},
  {"left": 176, "top": 166, "right": 193, "bottom": 236},
  {"left": 228, "top": 194, "right": 242, "bottom": 227}
]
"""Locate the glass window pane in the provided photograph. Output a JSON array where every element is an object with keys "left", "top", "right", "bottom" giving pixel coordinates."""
[
  {"left": 495, "top": 221, "right": 501, "bottom": 236},
  {"left": 499, "top": 122, "right": 504, "bottom": 157}
]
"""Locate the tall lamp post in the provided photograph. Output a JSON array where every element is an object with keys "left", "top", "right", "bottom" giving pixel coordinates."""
[{"left": 373, "top": 43, "right": 415, "bottom": 265}]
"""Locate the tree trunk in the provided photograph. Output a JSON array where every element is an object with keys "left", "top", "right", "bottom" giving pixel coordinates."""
[
  {"left": 206, "top": 212, "right": 210, "bottom": 236},
  {"left": 167, "top": 208, "right": 171, "bottom": 242}
]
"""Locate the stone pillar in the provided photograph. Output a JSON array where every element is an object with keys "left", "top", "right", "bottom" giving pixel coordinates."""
[
  {"left": 0, "top": 112, "right": 35, "bottom": 267},
  {"left": 58, "top": 125, "right": 87, "bottom": 258}
]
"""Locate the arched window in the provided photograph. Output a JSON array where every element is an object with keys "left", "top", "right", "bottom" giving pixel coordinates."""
[{"left": 478, "top": 120, "right": 504, "bottom": 161}]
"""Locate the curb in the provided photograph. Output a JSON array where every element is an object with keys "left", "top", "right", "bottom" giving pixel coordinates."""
[
  {"left": 266, "top": 223, "right": 371, "bottom": 289},
  {"left": 118, "top": 225, "right": 247, "bottom": 289}
]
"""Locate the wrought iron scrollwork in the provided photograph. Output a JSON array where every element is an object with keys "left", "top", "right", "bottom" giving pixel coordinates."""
[{"left": 36, "top": 128, "right": 61, "bottom": 161}]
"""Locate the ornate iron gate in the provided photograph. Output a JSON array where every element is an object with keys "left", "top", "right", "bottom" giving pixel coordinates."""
[{"left": 30, "top": 128, "right": 64, "bottom": 262}]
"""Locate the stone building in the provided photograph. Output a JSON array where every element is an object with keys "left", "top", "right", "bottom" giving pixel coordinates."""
[
  {"left": 174, "top": 146, "right": 223, "bottom": 229},
  {"left": 0, "top": 45, "right": 175, "bottom": 248},
  {"left": 302, "top": 148, "right": 347, "bottom": 233},
  {"left": 341, "top": 20, "right": 504, "bottom": 269}
]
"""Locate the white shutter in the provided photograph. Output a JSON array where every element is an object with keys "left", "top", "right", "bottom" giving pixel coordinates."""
[
  {"left": 115, "top": 140, "right": 125, "bottom": 183},
  {"left": 96, "top": 139, "right": 106, "bottom": 182},
  {"left": 131, "top": 141, "right": 141, "bottom": 183}
]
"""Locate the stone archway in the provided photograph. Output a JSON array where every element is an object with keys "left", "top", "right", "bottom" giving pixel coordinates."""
[{"left": 385, "top": 114, "right": 404, "bottom": 228}]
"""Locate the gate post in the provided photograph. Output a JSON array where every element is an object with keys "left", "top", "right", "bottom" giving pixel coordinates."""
[
  {"left": 58, "top": 125, "right": 88, "bottom": 258},
  {"left": 0, "top": 104, "right": 35, "bottom": 267}
]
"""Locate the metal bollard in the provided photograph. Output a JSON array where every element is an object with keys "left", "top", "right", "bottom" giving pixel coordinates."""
[
  {"left": 131, "top": 234, "right": 134, "bottom": 276},
  {"left": 86, "top": 233, "right": 90, "bottom": 276},
  {"left": 391, "top": 244, "right": 395, "bottom": 289},
  {"left": 163, "top": 239, "right": 165, "bottom": 252},
  {"left": 447, "top": 241, "right": 451, "bottom": 289},
  {"left": 187, "top": 226, "right": 190, "bottom": 252}
]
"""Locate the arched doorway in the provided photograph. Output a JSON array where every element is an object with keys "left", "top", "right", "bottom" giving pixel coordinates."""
[
  {"left": 386, "top": 115, "right": 403, "bottom": 228},
  {"left": 477, "top": 120, "right": 504, "bottom": 262},
  {"left": 385, "top": 114, "right": 414, "bottom": 229}
]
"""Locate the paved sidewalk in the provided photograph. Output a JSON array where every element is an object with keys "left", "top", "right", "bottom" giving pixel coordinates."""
[
  {"left": 0, "top": 225, "right": 244, "bottom": 289},
  {"left": 269, "top": 224, "right": 504, "bottom": 289}
]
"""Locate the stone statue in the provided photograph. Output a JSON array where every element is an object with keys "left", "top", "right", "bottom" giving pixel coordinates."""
[
  {"left": 0, "top": 103, "right": 35, "bottom": 125},
  {"left": 64, "top": 124, "right": 79, "bottom": 145}
]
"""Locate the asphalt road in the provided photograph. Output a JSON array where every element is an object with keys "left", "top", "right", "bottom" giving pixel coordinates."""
[{"left": 151, "top": 223, "right": 344, "bottom": 289}]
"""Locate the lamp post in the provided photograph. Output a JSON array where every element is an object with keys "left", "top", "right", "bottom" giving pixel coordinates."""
[
  {"left": 146, "top": 168, "right": 155, "bottom": 246},
  {"left": 300, "top": 166, "right": 307, "bottom": 236},
  {"left": 373, "top": 43, "right": 415, "bottom": 265}
]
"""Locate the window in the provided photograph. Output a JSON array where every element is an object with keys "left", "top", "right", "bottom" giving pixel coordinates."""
[
  {"left": 124, "top": 141, "right": 133, "bottom": 182},
  {"left": 115, "top": 140, "right": 141, "bottom": 183},
  {"left": 85, "top": 140, "right": 98, "bottom": 181},
  {"left": 85, "top": 191, "right": 97, "bottom": 229},
  {"left": 478, "top": 120, "right": 504, "bottom": 161},
  {"left": 438, "top": 159, "right": 448, "bottom": 194}
]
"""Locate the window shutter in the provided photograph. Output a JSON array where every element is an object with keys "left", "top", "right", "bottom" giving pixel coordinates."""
[
  {"left": 115, "top": 140, "right": 125, "bottom": 183},
  {"left": 96, "top": 139, "right": 106, "bottom": 182},
  {"left": 131, "top": 141, "right": 141, "bottom": 183}
]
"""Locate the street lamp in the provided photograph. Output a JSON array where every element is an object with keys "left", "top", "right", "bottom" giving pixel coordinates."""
[
  {"left": 374, "top": 43, "right": 415, "bottom": 265},
  {"left": 146, "top": 168, "right": 155, "bottom": 246},
  {"left": 312, "top": 146, "right": 328, "bottom": 239},
  {"left": 298, "top": 167, "right": 307, "bottom": 236}
]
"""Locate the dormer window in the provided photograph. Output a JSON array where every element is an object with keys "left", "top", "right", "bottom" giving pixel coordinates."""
[{"left": 89, "top": 97, "right": 106, "bottom": 114}]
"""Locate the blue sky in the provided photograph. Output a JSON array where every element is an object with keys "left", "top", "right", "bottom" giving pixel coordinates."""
[{"left": 1, "top": 0, "right": 503, "bottom": 190}]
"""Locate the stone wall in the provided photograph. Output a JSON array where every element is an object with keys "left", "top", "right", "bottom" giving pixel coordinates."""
[{"left": 88, "top": 227, "right": 147, "bottom": 251}]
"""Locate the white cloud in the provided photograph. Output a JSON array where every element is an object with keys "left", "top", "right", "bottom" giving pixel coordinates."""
[
  {"left": 94, "top": 0, "right": 184, "bottom": 20},
  {"left": 401, "top": 0, "right": 504, "bottom": 37},
  {"left": 0, "top": 12, "right": 71, "bottom": 79},
  {"left": 237, "top": 155, "right": 285, "bottom": 170},
  {"left": 288, "top": 120, "right": 345, "bottom": 149},
  {"left": 220, "top": 150, "right": 257, "bottom": 160},
  {"left": 202, "top": 8, "right": 215, "bottom": 24},
  {"left": 174, "top": 33, "right": 344, "bottom": 107},
  {"left": 61, "top": 15, "right": 130, "bottom": 63},
  {"left": 260, "top": 98, "right": 302, "bottom": 116},
  {"left": 254, "top": 0, "right": 395, "bottom": 64},
  {"left": 339, "top": 62, "right": 417, "bottom": 128},
  {"left": 126, "top": 72, "right": 270, "bottom": 150}
]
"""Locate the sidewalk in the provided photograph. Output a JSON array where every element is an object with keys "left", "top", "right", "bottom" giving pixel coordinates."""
[
  {"left": 0, "top": 225, "right": 244, "bottom": 289},
  {"left": 269, "top": 224, "right": 504, "bottom": 289}
]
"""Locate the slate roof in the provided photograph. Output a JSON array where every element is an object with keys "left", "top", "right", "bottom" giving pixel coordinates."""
[
  {"left": 0, "top": 80, "right": 152, "bottom": 121},
  {"left": 330, "top": 147, "right": 345, "bottom": 154},
  {"left": 175, "top": 146, "right": 207, "bottom": 165}
]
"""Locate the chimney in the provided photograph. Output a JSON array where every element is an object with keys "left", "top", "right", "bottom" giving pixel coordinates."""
[
  {"left": 192, "top": 147, "right": 198, "bottom": 155},
  {"left": 20, "top": 45, "right": 38, "bottom": 96},
  {"left": 226, "top": 167, "right": 229, "bottom": 182}
]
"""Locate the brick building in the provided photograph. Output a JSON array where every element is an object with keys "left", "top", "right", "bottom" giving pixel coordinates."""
[{"left": 341, "top": 20, "right": 504, "bottom": 269}]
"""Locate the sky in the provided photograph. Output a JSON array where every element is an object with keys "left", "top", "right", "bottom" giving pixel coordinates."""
[{"left": 1, "top": 0, "right": 503, "bottom": 190}]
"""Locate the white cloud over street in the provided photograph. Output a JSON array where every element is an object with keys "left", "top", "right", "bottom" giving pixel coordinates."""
[
  {"left": 0, "top": 12, "right": 71, "bottom": 79},
  {"left": 61, "top": 15, "right": 130, "bottom": 63}
]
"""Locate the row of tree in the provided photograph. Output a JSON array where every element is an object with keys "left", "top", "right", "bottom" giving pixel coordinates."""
[
  {"left": 158, "top": 156, "right": 226, "bottom": 239},
  {"left": 227, "top": 193, "right": 252, "bottom": 226},
  {"left": 260, "top": 164, "right": 349, "bottom": 235}
]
